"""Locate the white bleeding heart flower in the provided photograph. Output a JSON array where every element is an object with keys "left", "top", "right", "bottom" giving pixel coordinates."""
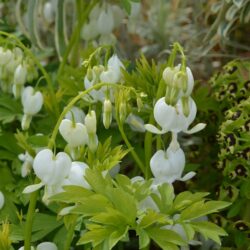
[
  {"left": 150, "top": 141, "right": 195, "bottom": 184},
  {"left": 23, "top": 149, "right": 72, "bottom": 194},
  {"left": 84, "top": 72, "right": 105, "bottom": 102},
  {"left": 0, "top": 191, "right": 4, "bottom": 209},
  {"left": 18, "top": 151, "right": 34, "bottom": 177},
  {"left": 97, "top": 7, "right": 114, "bottom": 35},
  {"left": 65, "top": 106, "right": 85, "bottom": 124},
  {"left": 125, "top": 113, "right": 145, "bottom": 132},
  {"left": 81, "top": 19, "right": 99, "bottom": 41},
  {"left": 22, "top": 86, "right": 43, "bottom": 115},
  {"left": 14, "top": 64, "right": 27, "bottom": 85},
  {"left": 100, "top": 54, "right": 124, "bottom": 84},
  {"left": 0, "top": 47, "right": 13, "bottom": 65},
  {"left": 33, "top": 149, "right": 71, "bottom": 185},
  {"left": 43, "top": 2, "right": 55, "bottom": 24},
  {"left": 145, "top": 97, "right": 206, "bottom": 134},
  {"left": 63, "top": 161, "right": 90, "bottom": 189},
  {"left": 59, "top": 119, "right": 88, "bottom": 147},
  {"left": 110, "top": 5, "right": 124, "bottom": 28},
  {"left": 37, "top": 242, "right": 58, "bottom": 250}
]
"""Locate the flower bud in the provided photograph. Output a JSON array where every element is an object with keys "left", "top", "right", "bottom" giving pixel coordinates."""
[
  {"left": 14, "top": 64, "right": 27, "bottom": 85},
  {"left": 162, "top": 67, "right": 175, "bottom": 85},
  {"left": 119, "top": 102, "right": 127, "bottom": 123},
  {"left": 0, "top": 191, "right": 4, "bottom": 209},
  {"left": 125, "top": 113, "right": 145, "bottom": 132},
  {"left": 85, "top": 110, "right": 97, "bottom": 134},
  {"left": 88, "top": 133, "right": 98, "bottom": 153},
  {"left": 103, "top": 99, "right": 112, "bottom": 129}
]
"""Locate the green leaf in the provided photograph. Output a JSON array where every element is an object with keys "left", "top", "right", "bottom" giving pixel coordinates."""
[
  {"left": 137, "top": 229, "right": 150, "bottom": 249},
  {"left": 27, "top": 0, "right": 44, "bottom": 48},
  {"left": 120, "top": 0, "right": 132, "bottom": 14},
  {"left": 31, "top": 213, "right": 63, "bottom": 241},
  {"left": 151, "top": 183, "right": 175, "bottom": 213},
  {"left": 146, "top": 226, "right": 187, "bottom": 250},
  {"left": 93, "top": 137, "right": 129, "bottom": 171},
  {"left": 50, "top": 185, "right": 93, "bottom": 203},
  {"left": 71, "top": 194, "right": 110, "bottom": 217},
  {"left": 84, "top": 168, "right": 112, "bottom": 195},
  {"left": 180, "top": 200, "right": 231, "bottom": 221},
  {"left": 55, "top": 0, "right": 67, "bottom": 60},
  {"left": 173, "top": 191, "right": 209, "bottom": 211},
  {"left": 27, "top": 135, "right": 49, "bottom": 147},
  {"left": 139, "top": 210, "right": 166, "bottom": 229},
  {"left": 190, "top": 221, "right": 227, "bottom": 245},
  {"left": 90, "top": 207, "right": 127, "bottom": 226},
  {"left": 78, "top": 225, "right": 114, "bottom": 246}
]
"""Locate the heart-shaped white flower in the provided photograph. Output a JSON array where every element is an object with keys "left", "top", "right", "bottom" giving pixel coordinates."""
[
  {"left": 14, "top": 64, "right": 27, "bottom": 85},
  {"left": 22, "top": 86, "right": 43, "bottom": 115},
  {"left": 145, "top": 97, "right": 206, "bottom": 134},
  {"left": 150, "top": 145, "right": 195, "bottom": 184},
  {"left": 59, "top": 119, "right": 88, "bottom": 147},
  {"left": 97, "top": 7, "right": 114, "bottom": 35},
  {"left": 33, "top": 149, "right": 71, "bottom": 186},
  {"left": 0, "top": 47, "right": 13, "bottom": 65},
  {"left": 63, "top": 161, "right": 90, "bottom": 189},
  {"left": 100, "top": 54, "right": 124, "bottom": 84}
]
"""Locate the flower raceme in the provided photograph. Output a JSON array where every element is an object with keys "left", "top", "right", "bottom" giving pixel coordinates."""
[{"left": 145, "top": 96, "right": 206, "bottom": 134}]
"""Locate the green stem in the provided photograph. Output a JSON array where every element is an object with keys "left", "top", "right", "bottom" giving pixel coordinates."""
[
  {"left": 57, "top": 0, "right": 98, "bottom": 76},
  {"left": 63, "top": 215, "right": 77, "bottom": 250},
  {"left": 117, "top": 120, "right": 145, "bottom": 175},
  {"left": 0, "top": 31, "right": 59, "bottom": 117},
  {"left": 24, "top": 180, "right": 39, "bottom": 250}
]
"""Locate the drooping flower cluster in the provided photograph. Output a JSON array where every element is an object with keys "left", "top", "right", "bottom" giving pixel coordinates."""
[
  {"left": 0, "top": 46, "right": 37, "bottom": 97},
  {"left": 84, "top": 54, "right": 124, "bottom": 129},
  {"left": 81, "top": 3, "right": 124, "bottom": 44},
  {"left": 0, "top": 45, "right": 43, "bottom": 130},
  {"left": 146, "top": 63, "right": 205, "bottom": 186}
]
